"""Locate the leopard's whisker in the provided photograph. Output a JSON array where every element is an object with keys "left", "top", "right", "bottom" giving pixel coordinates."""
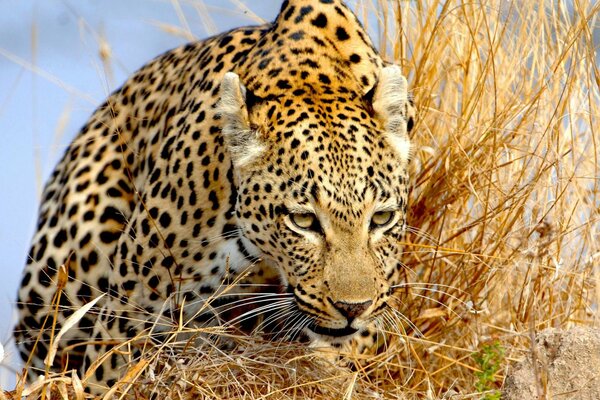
[
  {"left": 251, "top": 305, "right": 297, "bottom": 336},
  {"left": 392, "top": 282, "right": 464, "bottom": 292},
  {"left": 392, "top": 284, "right": 465, "bottom": 301},
  {"left": 187, "top": 295, "right": 292, "bottom": 329},
  {"left": 289, "top": 314, "right": 312, "bottom": 343},
  {"left": 183, "top": 291, "right": 292, "bottom": 311},
  {"left": 223, "top": 299, "right": 295, "bottom": 327},
  {"left": 387, "top": 308, "right": 423, "bottom": 337},
  {"left": 387, "top": 258, "right": 419, "bottom": 277},
  {"left": 404, "top": 225, "right": 439, "bottom": 244},
  {"left": 394, "top": 293, "right": 461, "bottom": 319},
  {"left": 392, "top": 284, "right": 469, "bottom": 308},
  {"left": 276, "top": 308, "right": 307, "bottom": 336}
]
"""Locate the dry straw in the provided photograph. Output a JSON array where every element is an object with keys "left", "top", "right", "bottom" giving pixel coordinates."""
[{"left": 6, "top": 0, "right": 599, "bottom": 398}]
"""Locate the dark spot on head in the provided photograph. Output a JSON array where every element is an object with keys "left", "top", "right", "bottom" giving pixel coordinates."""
[
  {"left": 295, "top": 6, "right": 313, "bottom": 23},
  {"left": 319, "top": 74, "right": 331, "bottom": 85},
  {"left": 311, "top": 13, "right": 328, "bottom": 28},
  {"left": 289, "top": 31, "right": 305, "bottom": 41},
  {"left": 336, "top": 27, "right": 350, "bottom": 41}
]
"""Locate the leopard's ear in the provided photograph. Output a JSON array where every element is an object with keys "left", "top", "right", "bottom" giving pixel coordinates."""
[
  {"left": 371, "top": 65, "right": 412, "bottom": 162},
  {"left": 218, "top": 72, "right": 266, "bottom": 168}
]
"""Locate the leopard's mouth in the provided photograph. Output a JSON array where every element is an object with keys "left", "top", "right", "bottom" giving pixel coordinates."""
[{"left": 308, "top": 324, "right": 358, "bottom": 338}]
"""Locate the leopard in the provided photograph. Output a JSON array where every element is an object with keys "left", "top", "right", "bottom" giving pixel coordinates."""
[{"left": 14, "top": 0, "right": 415, "bottom": 392}]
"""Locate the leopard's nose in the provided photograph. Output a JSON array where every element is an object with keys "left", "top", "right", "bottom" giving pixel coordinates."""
[{"left": 332, "top": 300, "right": 373, "bottom": 321}]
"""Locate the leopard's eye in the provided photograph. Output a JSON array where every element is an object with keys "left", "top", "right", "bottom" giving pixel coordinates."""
[
  {"left": 371, "top": 210, "right": 396, "bottom": 229},
  {"left": 290, "top": 213, "right": 321, "bottom": 232}
]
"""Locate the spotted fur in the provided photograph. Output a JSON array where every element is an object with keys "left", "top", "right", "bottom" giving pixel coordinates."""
[{"left": 15, "top": 0, "right": 415, "bottom": 390}]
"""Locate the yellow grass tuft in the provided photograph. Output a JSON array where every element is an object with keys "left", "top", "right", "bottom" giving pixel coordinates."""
[{"left": 7, "top": 0, "right": 599, "bottom": 398}]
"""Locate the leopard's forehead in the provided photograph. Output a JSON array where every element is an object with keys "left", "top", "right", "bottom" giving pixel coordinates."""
[
  {"left": 238, "top": 0, "right": 384, "bottom": 98},
  {"left": 252, "top": 93, "right": 409, "bottom": 222}
]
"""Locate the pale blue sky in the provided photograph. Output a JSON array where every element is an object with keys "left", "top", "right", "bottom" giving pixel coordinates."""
[{"left": 0, "top": 0, "right": 280, "bottom": 387}]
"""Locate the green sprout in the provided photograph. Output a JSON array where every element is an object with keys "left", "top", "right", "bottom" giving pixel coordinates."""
[{"left": 472, "top": 341, "right": 505, "bottom": 400}]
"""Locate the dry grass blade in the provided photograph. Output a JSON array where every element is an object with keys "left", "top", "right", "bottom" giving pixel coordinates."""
[
  {"left": 0, "top": 48, "right": 96, "bottom": 104},
  {"left": 102, "top": 359, "right": 149, "bottom": 400},
  {"left": 70, "top": 370, "right": 84, "bottom": 400},
  {"left": 44, "top": 294, "right": 105, "bottom": 369}
]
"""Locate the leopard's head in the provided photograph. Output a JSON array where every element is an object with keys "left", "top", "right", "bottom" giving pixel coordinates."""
[{"left": 218, "top": 64, "right": 414, "bottom": 342}]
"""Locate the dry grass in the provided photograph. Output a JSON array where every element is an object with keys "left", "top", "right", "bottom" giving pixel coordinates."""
[{"left": 6, "top": 0, "right": 600, "bottom": 398}]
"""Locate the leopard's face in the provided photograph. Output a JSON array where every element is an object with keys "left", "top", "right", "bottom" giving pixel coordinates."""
[{"left": 221, "top": 67, "right": 413, "bottom": 342}]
